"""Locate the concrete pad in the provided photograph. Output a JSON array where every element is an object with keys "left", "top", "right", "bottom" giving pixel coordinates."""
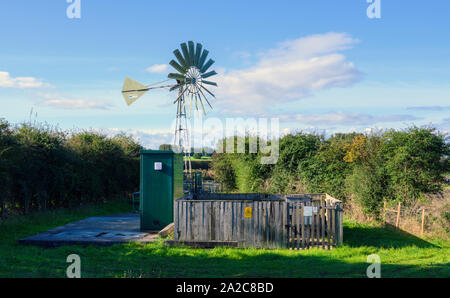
[{"left": 18, "top": 213, "right": 159, "bottom": 247}]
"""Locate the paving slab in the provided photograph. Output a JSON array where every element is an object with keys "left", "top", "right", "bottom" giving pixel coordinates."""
[{"left": 18, "top": 213, "right": 159, "bottom": 247}]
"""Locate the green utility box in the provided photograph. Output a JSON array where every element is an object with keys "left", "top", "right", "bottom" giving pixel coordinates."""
[{"left": 140, "top": 150, "right": 184, "bottom": 231}]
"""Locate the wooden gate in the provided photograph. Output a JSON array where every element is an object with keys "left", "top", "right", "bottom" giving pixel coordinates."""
[{"left": 286, "top": 197, "right": 343, "bottom": 249}]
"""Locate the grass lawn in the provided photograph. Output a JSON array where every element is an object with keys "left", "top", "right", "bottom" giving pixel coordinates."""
[{"left": 0, "top": 199, "right": 448, "bottom": 278}]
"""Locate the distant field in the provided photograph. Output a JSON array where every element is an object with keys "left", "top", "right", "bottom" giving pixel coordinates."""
[
  {"left": 0, "top": 199, "right": 448, "bottom": 278},
  {"left": 185, "top": 156, "right": 212, "bottom": 162}
]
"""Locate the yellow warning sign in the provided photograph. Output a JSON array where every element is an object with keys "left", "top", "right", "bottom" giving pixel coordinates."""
[{"left": 244, "top": 207, "right": 253, "bottom": 218}]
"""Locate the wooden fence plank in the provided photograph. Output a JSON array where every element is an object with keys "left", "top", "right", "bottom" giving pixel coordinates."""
[
  {"left": 306, "top": 202, "right": 311, "bottom": 249},
  {"left": 287, "top": 203, "right": 292, "bottom": 249},
  {"left": 338, "top": 204, "right": 344, "bottom": 246},
  {"left": 331, "top": 206, "right": 336, "bottom": 246},
  {"left": 321, "top": 203, "right": 325, "bottom": 249},
  {"left": 295, "top": 203, "right": 301, "bottom": 250},
  {"left": 301, "top": 203, "right": 305, "bottom": 249},
  {"left": 327, "top": 207, "right": 331, "bottom": 249},
  {"left": 311, "top": 204, "right": 315, "bottom": 247},
  {"left": 282, "top": 201, "right": 287, "bottom": 248}
]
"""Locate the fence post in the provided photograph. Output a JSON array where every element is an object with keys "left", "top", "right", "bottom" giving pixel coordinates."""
[
  {"left": 383, "top": 201, "right": 386, "bottom": 224},
  {"left": 396, "top": 202, "right": 401, "bottom": 228},
  {"left": 282, "top": 199, "right": 288, "bottom": 248},
  {"left": 336, "top": 203, "right": 343, "bottom": 246},
  {"left": 421, "top": 208, "right": 425, "bottom": 236}
]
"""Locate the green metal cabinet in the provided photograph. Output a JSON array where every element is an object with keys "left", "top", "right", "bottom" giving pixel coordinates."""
[{"left": 140, "top": 150, "right": 183, "bottom": 231}]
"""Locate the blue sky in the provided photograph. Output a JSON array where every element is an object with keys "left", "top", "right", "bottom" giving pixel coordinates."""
[{"left": 0, "top": 0, "right": 449, "bottom": 148}]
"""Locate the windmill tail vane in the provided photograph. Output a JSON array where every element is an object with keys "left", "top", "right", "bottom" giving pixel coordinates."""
[{"left": 121, "top": 77, "right": 175, "bottom": 106}]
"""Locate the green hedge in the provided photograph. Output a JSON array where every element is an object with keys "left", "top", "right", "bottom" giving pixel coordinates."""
[{"left": 0, "top": 119, "right": 142, "bottom": 216}]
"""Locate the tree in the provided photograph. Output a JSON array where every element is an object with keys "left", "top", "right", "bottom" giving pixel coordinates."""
[
  {"left": 159, "top": 144, "right": 173, "bottom": 151},
  {"left": 382, "top": 126, "right": 449, "bottom": 204}
]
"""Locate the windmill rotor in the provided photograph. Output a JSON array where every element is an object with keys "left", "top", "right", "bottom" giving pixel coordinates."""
[
  {"left": 121, "top": 40, "right": 218, "bottom": 117},
  {"left": 168, "top": 41, "right": 218, "bottom": 116}
]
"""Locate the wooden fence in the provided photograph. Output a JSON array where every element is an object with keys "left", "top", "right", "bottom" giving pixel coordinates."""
[
  {"left": 173, "top": 193, "right": 343, "bottom": 249},
  {"left": 201, "top": 181, "right": 223, "bottom": 193},
  {"left": 383, "top": 201, "right": 428, "bottom": 235}
]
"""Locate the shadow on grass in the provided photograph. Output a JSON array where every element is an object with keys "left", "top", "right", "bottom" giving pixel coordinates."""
[
  {"left": 103, "top": 222, "right": 447, "bottom": 278},
  {"left": 108, "top": 243, "right": 448, "bottom": 278},
  {"left": 343, "top": 222, "right": 439, "bottom": 249}
]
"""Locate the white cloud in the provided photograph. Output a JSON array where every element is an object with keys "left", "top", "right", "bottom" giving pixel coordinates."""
[
  {"left": 42, "top": 99, "right": 110, "bottom": 110},
  {"left": 406, "top": 106, "right": 450, "bottom": 111},
  {"left": 0, "top": 71, "right": 47, "bottom": 88},
  {"left": 215, "top": 32, "right": 363, "bottom": 115},
  {"left": 145, "top": 64, "right": 169, "bottom": 74},
  {"left": 439, "top": 118, "right": 450, "bottom": 135},
  {"left": 293, "top": 112, "right": 420, "bottom": 126},
  {"left": 38, "top": 93, "right": 112, "bottom": 110},
  {"left": 100, "top": 128, "right": 173, "bottom": 149}
]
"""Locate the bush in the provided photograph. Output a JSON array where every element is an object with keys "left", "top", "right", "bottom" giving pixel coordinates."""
[
  {"left": 211, "top": 153, "right": 236, "bottom": 191},
  {"left": 382, "top": 127, "right": 448, "bottom": 204},
  {"left": 0, "top": 119, "right": 142, "bottom": 217}
]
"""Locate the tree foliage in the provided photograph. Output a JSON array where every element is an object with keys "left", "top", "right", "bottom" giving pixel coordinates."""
[{"left": 211, "top": 127, "right": 448, "bottom": 217}]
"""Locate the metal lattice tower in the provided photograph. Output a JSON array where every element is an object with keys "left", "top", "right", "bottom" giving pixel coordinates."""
[{"left": 174, "top": 85, "right": 192, "bottom": 177}]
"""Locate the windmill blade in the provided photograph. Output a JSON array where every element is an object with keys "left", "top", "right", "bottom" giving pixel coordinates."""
[
  {"left": 197, "top": 50, "right": 209, "bottom": 69},
  {"left": 195, "top": 95, "right": 199, "bottom": 111},
  {"left": 189, "top": 94, "right": 194, "bottom": 118},
  {"left": 198, "top": 94, "right": 207, "bottom": 115},
  {"left": 202, "top": 80, "right": 218, "bottom": 87},
  {"left": 195, "top": 43, "right": 202, "bottom": 67},
  {"left": 169, "top": 60, "right": 186, "bottom": 74},
  {"left": 168, "top": 73, "right": 186, "bottom": 81},
  {"left": 173, "top": 49, "right": 188, "bottom": 69},
  {"left": 201, "top": 71, "right": 217, "bottom": 79},
  {"left": 200, "top": 84, "right": 216, "bottom": 98},
  {"left": 198, "top": 87, "right": 213, "bottom": 109},
  {"left": 181, "top": 89, "right": 188, "bottom": 110},
  {"left": 180, "top": 43, "right": 191, "bottom": 66},
  {"left": 201, "top": 59, "right": 215, "bottom": 73},
  {"left": 121, "top": 77, "right": 150, "bottom": 106},
  {"left": 188, "top": 41, "right": 195, "bottom": 66}
]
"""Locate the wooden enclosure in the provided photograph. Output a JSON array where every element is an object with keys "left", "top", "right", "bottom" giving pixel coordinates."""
[{"left": 173, "top": 193, "right": 343, "bottom": 249}]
